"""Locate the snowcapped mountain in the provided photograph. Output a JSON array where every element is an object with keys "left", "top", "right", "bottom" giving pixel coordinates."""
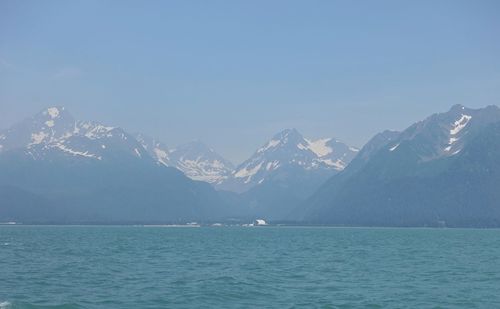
[
  {"left": 300, "top": 104, "right": 500, "bottom": 227},
  {"left": 0, "top": 107, "right": 231, "bottom": 223},
  {"left": 0, "top": 106, "right": 76, "bottom": 151},
  {"left": 135, "top": 135, "right": 234, "bottom": 184},
  {"left": 381, "top": 104, "right": 500, "bottom": 161},
  {"left": 217, "top": 128, "right": 358, "bottom": 193},
  {"left": 0, "top": 106, "right": 150, "bottom": 162},
  {"left": 0, "top": 107, "right": 235, "bottom": 186},
  {"left": 169, "top": 141, "right": 234, "bottom": 184},
  {"left": 135, "top": 133, "right": 170, "bottom": 166}
]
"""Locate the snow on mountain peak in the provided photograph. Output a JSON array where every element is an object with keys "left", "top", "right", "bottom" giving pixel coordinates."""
[
  {"left": 306, "top": 138, "right": 333, "bottom": 157},
  {"left": 0, "top": 107, "right": 150, "bottom": 162},
  {"left": 276, "top": 128, "right": 302, "bottom": 142},
  {"left": 30, "top": 132, "right": 49, "bottom": 145},
  {"left": 258, "top": 139, "right": 280, "bottom": 153},
  {"left": 169, "top": 140, "right": 234, "bottom": 184},
  {"left": 79, "top": 122, "right": 116, "bottom": 139},
  {"left": 134, "top": 135, "right": 233, "bottom": 184},
  {"left": 444, "top": 114, "right": 472, "bottom": 153},
  {"left": 450, "top": 114, "right": 472, "bottom": 136},
  {"left": 383, "top": 105, "right": 500, "bottom": 161},
  {"left": 45, "top": 107, "right": 61, "bottom": 119},
  {"left": 218, "top": 129, "right": 358, "bottom": 192}
]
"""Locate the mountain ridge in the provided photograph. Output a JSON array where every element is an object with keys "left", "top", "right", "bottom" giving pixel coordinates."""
[
  {"left": 217, "top": 128, "right": 359, "bottom": 193},
  {"left": 299, "top": 104, "right": 500, "bottom": 227},
  {"left": 0, "top": 107, "right": 231, "bottom": 223}
]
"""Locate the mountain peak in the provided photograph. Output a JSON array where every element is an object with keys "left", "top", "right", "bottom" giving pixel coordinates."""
[
  {"left": 32, "top": 106, "right": 75, "bottom": 128},
  {"left": 274, "top": 128, "right": 302, "bottom": 140},
  {"left": 44, "top": 106, "right": 63, "bottom": 118},
  {"left": 136, "top": 134, "right": 234, "bottom": 184},
  {"left": 35, "top": 106, "right": 70, "bottom": 119},
  {"left": 372, "top": 104, "right": 500, "bottom": 163},
  {"left": 0, "top": 107, "right": 150, "bottom": 163},
  {"left": 219, "top": 128, "right": 358, "bottom": 193},
  {"left": 449, "top": 104, "right": 466, "bottom": 112},
  {"left": 170, "top": 140, "right": 234, "bottom": 184},
  {"left": 255, "top": 128, "right": 304, "bottom": 154}
]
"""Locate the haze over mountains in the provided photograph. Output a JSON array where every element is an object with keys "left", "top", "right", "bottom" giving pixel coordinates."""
[
  {"left": 217, "top": 128, "right": 359, "bottom": 219},
  {"left": 1, "top": 104, "right": 500, "bottom": 227},
  {"left": 0, "top": 106, "right": 357, "bottom": 222},
  {"left": 298, "top": 104, "right": 500, "bottom": 227},
  {"left": 0, "top": 107, "right": 229, "bottom": 222},
  {"left": 135, "top": 134, "right": 234, "bottom": 185},
  {"left": 219, "top": 128, "right": 358, "bottom": 193}
]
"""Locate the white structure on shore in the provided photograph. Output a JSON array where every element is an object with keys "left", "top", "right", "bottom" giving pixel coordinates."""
[{"left": 254, "top": 219, "right": 268, "bottom": 226}]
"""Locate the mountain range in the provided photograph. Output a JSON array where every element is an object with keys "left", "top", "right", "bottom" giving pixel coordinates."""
[
  {"left": 134, "top": 134, "right": 234, "bottom": 185},
  {"left": 133, "top": 127, "right": 360, "bottom": 219},
  {"left": 217, "top": 128, "right": 359, "bottom": 219},
  {"left": 0, "top": 107, "right": 229, "bottom": 223},
  {"left": 218, "top": 128, "right": 358, "bottom": 193},
  {"left": 298, "top": 104, "right": 500, "bottom": 227},
  {"left": 135, "top": 127, "right": 359, "bottom": 195},
  {"left": 2, "top": 104, "right": 500, "bottom": 227},
  {"left": 0, "top": 106, "right": 357, "bottom": 222}
]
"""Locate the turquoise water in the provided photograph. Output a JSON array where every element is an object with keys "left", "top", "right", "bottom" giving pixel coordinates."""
[{"left": 1, "top": 226, "right": 500, "bottom": 308}]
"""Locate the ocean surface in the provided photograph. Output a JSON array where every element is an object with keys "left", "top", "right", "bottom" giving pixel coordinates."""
[{"left": 1, "top": 226, "right": 500, "bottom": 309}]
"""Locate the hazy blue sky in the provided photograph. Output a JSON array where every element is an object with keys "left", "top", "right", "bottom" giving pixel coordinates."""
[{"left": 1, "top": 0, "right": 499, "bottom": 163}]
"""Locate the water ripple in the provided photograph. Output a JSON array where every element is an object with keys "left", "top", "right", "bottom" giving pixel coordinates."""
[{"left": 1, "top": 226, "right": 500, "bottom": 308}]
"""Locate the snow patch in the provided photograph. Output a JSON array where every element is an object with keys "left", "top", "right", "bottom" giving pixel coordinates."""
[
  {"left": 297, "top": 143, "right": 308, "bottom": 150},
  {"left": 234, "top": 162, "right": 263, "bottom": 180},
  {"left": 72, "top": 123, "right": 80, "bottom": 134},
  {"left": 265, "top": 160, "right": 280, "bottom": 171},
  {"left": 154, "top": 148, "right": 169, "bottom": 166},
  {"left": 30, "top": 131, "right": 48, "bottom": 145},
  {"left": 84, "top": 124, "right": 115, "bottom": 139},
  {"left": 445, "top": 114, "right": 472, "bottom": 152},
  {"left": 389, "top": 143, "right": 400, "bottom": 151},
  {"left": 81, "top": 122, "right": 92, "bottom": 130},
  {"left": 319, "top": 158, "right": 345, "bottom": 170},
  {"left": 258, "top": 139, "right": 280, "bottom": 153},
  {"left": 46, "top": 107, "right": 60, "bottom": 118},
  {"left": 266, "top": 162, "right": 272, "bottom": 170},
  {"left": 45, "top": 120, "right": 55, "bottom": 127},
  {"left": 175, "top": 157, "right": 230, "bottom": 183},
  {"left": 450, "top": 114, "right": 472, "bottom": 135},
  {"left": 54, "top": 143, "right": 101, "bottom": 160},
  {"left": 307, "top": 138, "right": 333, "bottom": 157}
]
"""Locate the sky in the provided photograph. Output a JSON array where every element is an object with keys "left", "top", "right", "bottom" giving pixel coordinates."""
[{"left": 1, "top": 0, "right": 499, "bottom": 163}]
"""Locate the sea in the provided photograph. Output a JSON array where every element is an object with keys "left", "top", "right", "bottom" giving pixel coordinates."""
[{"left": 1, "top": 226, "right": 500, "bottom": 308}]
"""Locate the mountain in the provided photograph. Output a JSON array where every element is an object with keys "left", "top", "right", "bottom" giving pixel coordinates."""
[
  {"left": 300, "top": 104, "right": 500, "bottom": 227},
  {"left": 217, "top": 128, "right": 359, "bottom": 219},
  {"left": 218, "top": 128, "right": 358, "bottom": 193},
  {"left": 0, "top": 107, "right": 230, "bottom": 223},
  {"left": 134, "top": 133, "right": 171, "bottom": 166},
  {"left": 135, "top": 135, "right": 234, "bottom": 184},
  {"left": 0, "top": 106, "right": 151, "bottom": 162},
  {"left": 169, "top": 141, "right": 234, "bottom": 184}
]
